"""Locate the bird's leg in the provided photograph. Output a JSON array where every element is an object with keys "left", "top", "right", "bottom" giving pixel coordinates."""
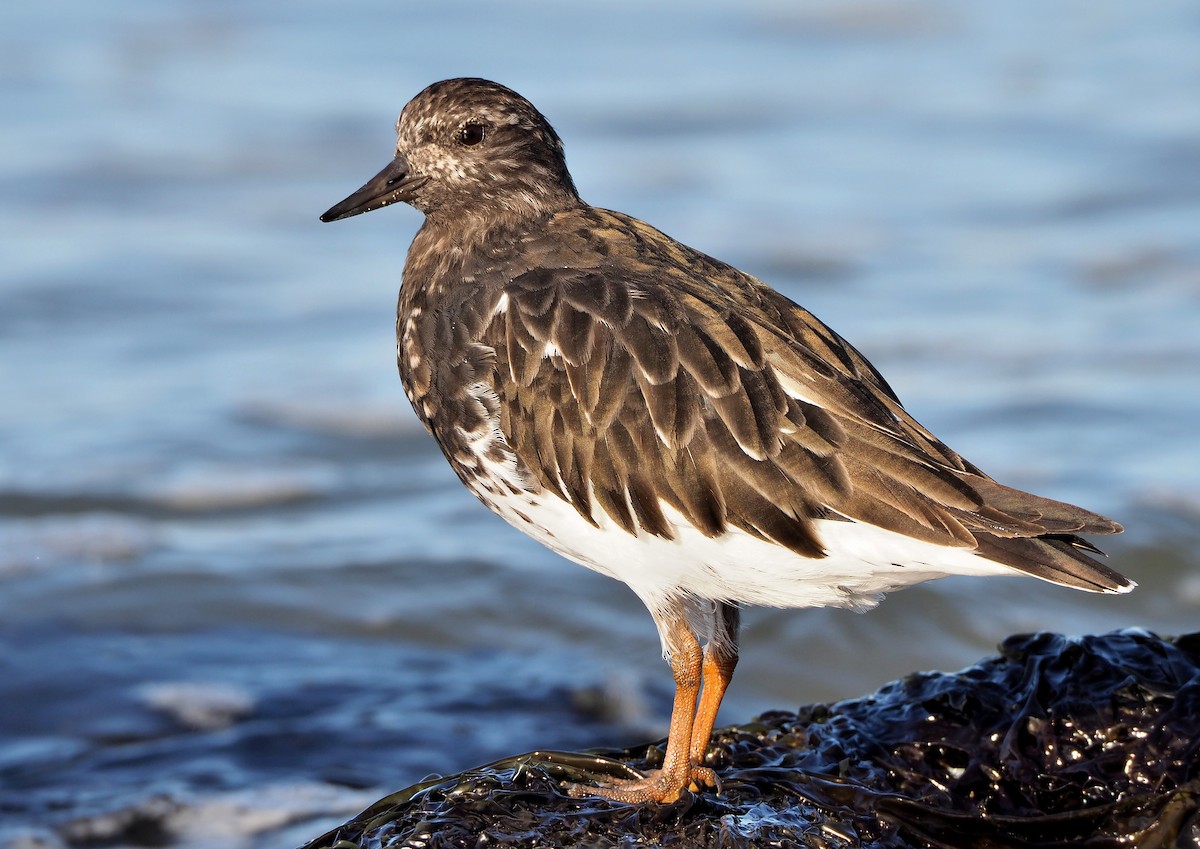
[
  {"left": 566, "top": 608, "right": 715, "bottom": 804},
  {"left": 689, "top": 602, "right": 740, "bottom": 768}
]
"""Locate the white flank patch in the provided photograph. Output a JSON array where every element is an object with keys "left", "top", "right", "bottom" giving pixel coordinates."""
[{"left": 455, "top": 383, "right": 529, "bottom": 493}]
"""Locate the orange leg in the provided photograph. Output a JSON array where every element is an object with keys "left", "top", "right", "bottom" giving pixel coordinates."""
[
  {"left": 567, "top": 610, "right": 717, "bottom": 804},
  {"left": 568, "top": 602, "right": 738, "bottom": 804},
  {"left": 689, "top": 602, "right": 739, "bottom": 767}
]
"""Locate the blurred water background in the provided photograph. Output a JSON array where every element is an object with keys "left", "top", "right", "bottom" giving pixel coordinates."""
[{"left": 2, "top": 2, "right": 1198, "bottom": 847}]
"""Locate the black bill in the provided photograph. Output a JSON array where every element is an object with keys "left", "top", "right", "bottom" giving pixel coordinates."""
[{"left": 320, "top": 154, "right": 423, "bottom": 222}]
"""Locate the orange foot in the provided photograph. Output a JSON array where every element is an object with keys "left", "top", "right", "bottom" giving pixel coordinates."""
[{"left": 566, "top": 764, "right": 720, "bottom": 804}]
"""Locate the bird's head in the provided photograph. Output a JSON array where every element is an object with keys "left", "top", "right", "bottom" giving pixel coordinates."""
[{"left": 321, "top": 78, "right": 579, "bottom": 225}]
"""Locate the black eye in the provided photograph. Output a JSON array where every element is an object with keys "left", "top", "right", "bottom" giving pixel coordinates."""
[{"left": 458, "top": 122, "right": 487, "bottom": 147}]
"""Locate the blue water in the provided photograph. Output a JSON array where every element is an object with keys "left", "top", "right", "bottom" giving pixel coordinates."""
[{"left": 2, "top": 2, "right": 1199, "bottom": 847}]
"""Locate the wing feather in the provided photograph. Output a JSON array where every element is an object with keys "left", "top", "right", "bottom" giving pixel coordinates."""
[{"left": 469, "top": 221, "right": 1124, "bottom": 593}]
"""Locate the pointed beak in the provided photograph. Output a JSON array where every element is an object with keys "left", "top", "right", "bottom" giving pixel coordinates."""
[{"left": 319, "top": 154, "right": 424, "bottom": 222}]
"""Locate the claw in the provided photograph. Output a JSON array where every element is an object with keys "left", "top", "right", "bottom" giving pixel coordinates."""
[{"left": 565, "top": 765, "right": 720, "bottom": 804}]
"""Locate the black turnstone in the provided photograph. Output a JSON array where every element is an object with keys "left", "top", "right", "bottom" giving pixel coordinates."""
[{"left": 320, "top": 78, "right": 1131, "bottom": 804}]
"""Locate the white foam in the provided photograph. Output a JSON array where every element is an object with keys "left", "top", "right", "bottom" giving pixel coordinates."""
[
  {"left": 142, "top": 463, "right": 333, "bottom": 511},
  {"left": 139, "top": 681, "right": 255, "bottom": 731},
  {"left": 55, "top": 783, "right": 376, "bottom": 849},
  {"left": 0, "top": 514, "right": 157, "bottom": 574}
]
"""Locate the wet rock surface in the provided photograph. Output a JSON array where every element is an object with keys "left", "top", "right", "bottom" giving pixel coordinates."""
[{"left": 302, "top": 630, "right": 1200, "bottom": 848}]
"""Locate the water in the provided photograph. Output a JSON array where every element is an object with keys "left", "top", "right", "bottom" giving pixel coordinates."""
[{"left": 2, "top": 2, "right": 1198, "bottom": 846}]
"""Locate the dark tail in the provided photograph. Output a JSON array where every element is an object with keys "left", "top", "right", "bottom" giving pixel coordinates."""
[
  {"left": 957, "top": 478, "right": 1130, "bottom": 593},
  {"left": 972, "top": 532, "right": 1132, "bottom": 593}
]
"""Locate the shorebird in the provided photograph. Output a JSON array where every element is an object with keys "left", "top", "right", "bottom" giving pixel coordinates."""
[{"left": 319, "top": 78, "right": 1131, "bottom": 804}]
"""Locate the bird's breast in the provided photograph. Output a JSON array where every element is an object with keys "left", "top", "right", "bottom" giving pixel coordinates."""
[{"left": 396, "top": 272, "right": 536, "bottom": 512}]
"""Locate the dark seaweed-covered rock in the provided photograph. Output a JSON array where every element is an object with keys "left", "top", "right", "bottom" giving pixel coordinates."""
[{"left": 301, "top": 630, "right": 1200, "bottom": 848}]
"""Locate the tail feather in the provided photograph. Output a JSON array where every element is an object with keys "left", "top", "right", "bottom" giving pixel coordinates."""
[{"left": 972, "top": 532, "right": 1133, "bottom": 594}]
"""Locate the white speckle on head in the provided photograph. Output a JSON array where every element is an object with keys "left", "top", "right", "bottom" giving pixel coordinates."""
[
  {"left": 494, "top": 292, "right": 509, "bottom": 315},
  {"left": 543, "top": 341, "right": 560, "bottom": 358}
]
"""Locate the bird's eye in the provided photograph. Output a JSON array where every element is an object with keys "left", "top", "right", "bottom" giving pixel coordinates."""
[{"left": 457, "top": 122, "right": 487, "bottom": 147}]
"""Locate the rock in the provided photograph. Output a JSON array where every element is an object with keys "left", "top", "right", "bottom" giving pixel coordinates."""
[{"left": 300, "top": 630, "right": 1200, "bottom": 848}]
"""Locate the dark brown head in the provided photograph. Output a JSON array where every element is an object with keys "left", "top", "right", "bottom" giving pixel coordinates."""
[{"left": 320, "top": 78, "right": 580, "bottom": 225}]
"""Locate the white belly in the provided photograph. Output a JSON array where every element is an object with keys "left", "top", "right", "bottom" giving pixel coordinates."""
[{"left": 476, "top": 478, "right": 1016, "bottom": 616}]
